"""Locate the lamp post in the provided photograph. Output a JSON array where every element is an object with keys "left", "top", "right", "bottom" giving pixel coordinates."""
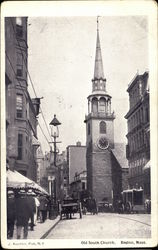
[
  {"left": 48, "top": 114, "right": 61, "bottom": 218},
  {"left": 49, "top": 114, "right": 61, "bottom": 167}
]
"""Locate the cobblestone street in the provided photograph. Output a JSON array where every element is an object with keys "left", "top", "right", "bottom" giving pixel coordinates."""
[{"left": 46, "top": 213, "right": 151, "bottom": 239}]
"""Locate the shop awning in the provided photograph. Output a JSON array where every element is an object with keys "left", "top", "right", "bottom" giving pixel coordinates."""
[
  {"left": 7, "top": 169, "right": 49, "bottom": 195},
  {"left": 143, "top": 160, "right": 150, "bottom": 170}
]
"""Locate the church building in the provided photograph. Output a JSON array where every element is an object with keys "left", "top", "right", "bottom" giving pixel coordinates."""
[{"left": 84, "top": 18, "right": 128, "bottom": 205}]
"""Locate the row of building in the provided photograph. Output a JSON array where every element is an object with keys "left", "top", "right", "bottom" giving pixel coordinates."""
[
  {"left": 5, "top": 17, "right": 41, "bottom": 181},
  {"left": 5, "top": 17, "right": 150, "bottom": 206}
]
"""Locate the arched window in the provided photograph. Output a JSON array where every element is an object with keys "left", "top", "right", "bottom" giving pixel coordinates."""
[
  {"left": 92, "top": 98, "right": 98, "bottom": 113},
  {"left": 99, "top": 97, "right": 106, "bottom": 113},
  {"left": 100, "top": 121, "right": 106, "bottom": 134}
]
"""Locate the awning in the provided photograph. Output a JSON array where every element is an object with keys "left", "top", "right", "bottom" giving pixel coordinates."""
[
  {"left": 143, "top": 160, "right": 150, "bottom": 171},
  {"left": 7, "top": 169, "right": 49, "bottom": 195}
]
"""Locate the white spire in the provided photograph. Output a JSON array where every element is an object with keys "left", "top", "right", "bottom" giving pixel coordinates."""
[{"left": 94, "top": 16, "right": 104, "bottom": 79}]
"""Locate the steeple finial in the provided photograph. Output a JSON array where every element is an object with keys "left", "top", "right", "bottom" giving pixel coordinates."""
[
  {"left": 97, "top": 16, "right": 99, "bottom": 30},
  {"left": 97, "top": 16, "right": 100, "bottom": 31}
]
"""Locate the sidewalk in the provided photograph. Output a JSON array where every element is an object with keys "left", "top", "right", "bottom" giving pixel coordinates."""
[{"left": 12, "top": 216, "right": 60, "bottom": 239}]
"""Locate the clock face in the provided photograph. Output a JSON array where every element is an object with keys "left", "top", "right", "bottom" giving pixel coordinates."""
[{"left": 97, "top": 136, "right": 109, "bottom": 150}]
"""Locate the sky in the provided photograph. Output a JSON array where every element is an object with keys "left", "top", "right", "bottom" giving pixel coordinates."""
[{"left": 27, "top": 16, "right": 148, "bottom": 154}]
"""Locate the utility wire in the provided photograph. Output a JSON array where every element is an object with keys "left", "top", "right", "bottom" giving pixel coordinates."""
[
  {"left": 38, "top": 123, "right": 50, "bottom": 145},
  {"left": 9, "top": 18, "right": 52, "bottom": 142},
  {"left": 5, "top": 51, "right": 50, "bottom": 147}
]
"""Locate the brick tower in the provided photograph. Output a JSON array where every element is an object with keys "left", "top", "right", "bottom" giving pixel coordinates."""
[{"left": 84, "top": 18, "right": 115, "bottom": 202}]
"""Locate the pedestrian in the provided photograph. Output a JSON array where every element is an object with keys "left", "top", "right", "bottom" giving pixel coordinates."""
[
  {"left": 36, "top": 194, "right": 41, "bottom": 221},
  {"left": 34, "top": 194, "right": 40, "bottom": 225},
  {"left": 39, "top": 194, "right": 48, "bottom": 223},
  {"left": 27, "top": 189, "right": 36, "bottom": 231},
  {"left": 47, "top": 196, "right": 51, "bottom": 219},
  {"left": 15, "top": 189, "right": 30, "bottom": 239},
  {"left": 7, "top": 190, "right": 16, "bottom": 239},
  {"left": 82, "top": 198, "right": 87, "bottom": 215}
]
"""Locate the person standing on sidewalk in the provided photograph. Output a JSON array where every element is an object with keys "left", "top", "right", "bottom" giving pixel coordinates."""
[
  {"left": 15, "top": 189, "right": 30, "bottom": 239},
  {"left": 7, "top": 190, "right": 16, "bottom": 239},
  {"left": 34, "top": 194, "right": 40, "bottom": 225},
  {"left": 27, "top": 189, "right": 36, "bottom": 231},
  {"left": 39, "top": 194, "right": 48, "bottom": 223}
]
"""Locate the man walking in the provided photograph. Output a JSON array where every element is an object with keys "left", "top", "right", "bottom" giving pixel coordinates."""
[
  {"left": 15, "top": 189, "right": 30, "bottom": 239},
  {"left": 39, "top": 195, "right": 48, "bottom": 223},
  {"left": 7, "top": 190, "right": 16, "bottom": 239},
  {"left": 27, "top": 189, "right": 36, "bottom": 231}
]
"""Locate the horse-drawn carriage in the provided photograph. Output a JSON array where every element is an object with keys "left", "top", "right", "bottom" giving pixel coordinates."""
[
  {"left": 59, "top": 198, "right": 82, "bottom": 220},
  {"left": 117, "top": 188, "right": 146, "bottom": 213},
  {"left": 82, "top": 197, "right": 98, "bottom": 215}
]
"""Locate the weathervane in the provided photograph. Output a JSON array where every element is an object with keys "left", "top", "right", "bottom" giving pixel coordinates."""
[{"left": 97, "top": 16, "right": 100, "bottom": 31}]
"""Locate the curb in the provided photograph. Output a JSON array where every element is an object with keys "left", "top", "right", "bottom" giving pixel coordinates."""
[{"left": 40, "top": 217, "right": 60, "bottom": 239}]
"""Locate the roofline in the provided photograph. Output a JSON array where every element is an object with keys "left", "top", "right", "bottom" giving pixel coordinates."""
[
  {"left": 67, "top": 145, "right": 86, "bottom": 149},
  {"left": 126, "top": 71, "right": 149, "bottom": 93},
  {"left": 87, "top": 93, "right": 112, "bottom": 99}
]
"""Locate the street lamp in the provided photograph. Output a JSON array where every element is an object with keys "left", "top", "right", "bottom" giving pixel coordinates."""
[
  {"left": 49, "top": 114, "right": 61, "bottom": 167},
  {"left": 48, "top": 115, "right": 61, "bottom": 219}
]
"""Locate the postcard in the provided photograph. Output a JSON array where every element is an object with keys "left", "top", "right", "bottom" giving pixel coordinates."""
[{"left": 1, "top": 1, "right": 157, "bottom": 249}]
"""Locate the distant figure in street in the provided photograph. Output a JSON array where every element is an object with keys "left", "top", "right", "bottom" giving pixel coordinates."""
[
  {"left": 47, "top": 196, "right": 52, "bottom": 219},
  {"left": 82, "top": 199, "right": 87, "bottom": 215},
  {"left": 7, "top": 190, "right": 16, "bottom": 239},
  {"left": 15, "top": 189, "right": 30, "bottom": 239},
  {"left": 116, "top": 199, "right": 124, "bottom": 214},
  {"left": 39, "top": 195, "right": 48, "bottom": 223},
  {"left": 34, "top": 195, "right": 40, "bottom": 225},
  {"left": 87, "top": 197, "right": 98, "bottom": 215},
  {"left": 27, "top": 189, "right": 36, "bottom": 231}
]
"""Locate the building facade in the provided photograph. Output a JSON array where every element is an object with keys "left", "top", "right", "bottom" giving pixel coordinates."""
[
  {"left": 125, "top": 71, "right": 150, "bottom": 199},
  {"left": 67, "top": 141, "right": 86, "bottom": 185},
  {"left": 69, "top": 170, "right": 87, "bottom": 200},
  {"left": 44, "top": 150, "right": 69, "bottom": 202},
  {"left": 84, "top": 20, "right": 128, "bottom": 204},
  {"left": 36, "top": 145, "right": 45, "bottom": 186},
  {"left": 5, "top": 17, "right": 40, "bottom": 181}
]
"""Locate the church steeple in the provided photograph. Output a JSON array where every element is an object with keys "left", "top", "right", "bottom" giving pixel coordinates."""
[{"left": 92, "top": 17, "right": 106, "bottom": 93}]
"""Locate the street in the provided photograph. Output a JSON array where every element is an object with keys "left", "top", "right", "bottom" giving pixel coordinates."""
[{"left": 46, "top": 213, "right": 151, "bottom": 239}]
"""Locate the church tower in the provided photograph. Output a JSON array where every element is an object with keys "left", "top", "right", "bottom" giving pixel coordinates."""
[{"left": 85, "top": 18, "right": 115, "bottom": 202}]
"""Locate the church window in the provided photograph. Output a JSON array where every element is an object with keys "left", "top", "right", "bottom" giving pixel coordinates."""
[
  {"left": 92, "top": 98, "right": 98, "bottom": 113},
  {"left": 99, "top": 97, "right": 106, "bottom": 113},
  {"left": 94, "top": 82, "right": 98, "bottom": 90},
  {"left": 100, "top": 121, "right": 106, "bottom": 134}
]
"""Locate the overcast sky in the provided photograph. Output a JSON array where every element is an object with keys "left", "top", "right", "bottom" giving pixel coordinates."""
[{"left": 28, "top": 16, "right": 148, "bottom": 153}]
